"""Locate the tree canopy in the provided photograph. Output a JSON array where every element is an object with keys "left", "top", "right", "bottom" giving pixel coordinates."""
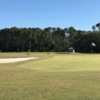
[{"left": 0, "top": 24, "right": 100, "bottom": 53}]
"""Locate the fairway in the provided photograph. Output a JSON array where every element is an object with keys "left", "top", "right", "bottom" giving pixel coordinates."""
[
  {"left": 0, "top": 53, "right": 100, "bottom": 100},
  {"left": 17, "top": 54, "right": 100, "bottom": 71}
]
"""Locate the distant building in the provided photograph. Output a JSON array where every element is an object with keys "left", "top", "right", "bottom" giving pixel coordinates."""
[{"left": 68, "top": 47, "right": 75, "bottom": 52}]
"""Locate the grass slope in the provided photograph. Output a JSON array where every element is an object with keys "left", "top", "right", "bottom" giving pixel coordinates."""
[{"left": 0, "top": 53, "right": 100, "bottom": 100}]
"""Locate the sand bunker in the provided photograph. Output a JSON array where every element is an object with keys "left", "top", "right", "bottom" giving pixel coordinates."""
[{"left": 0, "top": 57, "right": 38, "bottom": 64}]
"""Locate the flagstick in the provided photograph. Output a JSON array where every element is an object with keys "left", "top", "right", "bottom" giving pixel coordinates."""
[
  {"left": 91, "top": 45, "right": 92, "bottom": 54},
  {"left": 91, "top": 42, "right": 96, "bottom": 54}
]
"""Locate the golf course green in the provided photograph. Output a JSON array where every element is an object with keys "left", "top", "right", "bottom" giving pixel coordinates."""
[{"left": 0, "top": 52, "right": 100, "bottom": 100}]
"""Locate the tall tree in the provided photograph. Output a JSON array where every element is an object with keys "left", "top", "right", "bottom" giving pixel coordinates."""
[
  {"left": 92, "top": 25, "right": 96, "bottom": 31},
  {"left": 96, "top": 23, "right": 100, "bottom": 30}
]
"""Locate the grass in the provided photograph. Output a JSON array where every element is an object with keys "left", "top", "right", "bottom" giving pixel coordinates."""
[{"left": 0, "top": 52, "right": 100, "bottom": 100}]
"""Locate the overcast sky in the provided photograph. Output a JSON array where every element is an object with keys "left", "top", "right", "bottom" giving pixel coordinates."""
[{"left": 0, "top": 0, "right": 100, "bottom": 30}]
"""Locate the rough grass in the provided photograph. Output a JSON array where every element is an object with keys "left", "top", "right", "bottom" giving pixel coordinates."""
[{"left": 0, "top": 53, "right": 100, "bottom": 100}]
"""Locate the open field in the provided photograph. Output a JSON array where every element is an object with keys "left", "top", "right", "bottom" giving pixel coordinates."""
[{"left": 0, "top": 52, "right": 100, "bottom": 100}]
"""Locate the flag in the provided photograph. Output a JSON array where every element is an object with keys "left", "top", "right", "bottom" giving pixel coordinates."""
[{"left": 92, "top": 42, "right": 96, "bottom": 46}]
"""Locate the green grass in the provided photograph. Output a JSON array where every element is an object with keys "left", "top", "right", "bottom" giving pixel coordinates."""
[
  {"left": 16, "top": 54, "right": 100, "bottom": 71},
  {"left": 1, "top": 53, "right": 100, "bottom": 100}
]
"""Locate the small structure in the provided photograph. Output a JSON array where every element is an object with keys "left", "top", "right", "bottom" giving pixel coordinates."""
[{"left": 68, "top": 47, "right": 75, "bottom": 53}]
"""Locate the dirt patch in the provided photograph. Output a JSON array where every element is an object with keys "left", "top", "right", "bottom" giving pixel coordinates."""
[{"left": 0, "top": 57, "right": 38, "bottom": 64}]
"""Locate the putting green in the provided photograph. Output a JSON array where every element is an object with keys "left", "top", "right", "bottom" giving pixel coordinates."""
[{"left": 17, "top": 54, "right": 100, "bottom": 71}]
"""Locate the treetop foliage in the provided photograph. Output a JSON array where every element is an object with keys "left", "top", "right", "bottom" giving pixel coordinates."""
[{"left": 0, "top": 25, "right": 100, "bottom": 53}]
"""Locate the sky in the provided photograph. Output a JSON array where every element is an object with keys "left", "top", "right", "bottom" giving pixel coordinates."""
[{"left": 0, "top": 0, "right": 100, "bottom": 31}]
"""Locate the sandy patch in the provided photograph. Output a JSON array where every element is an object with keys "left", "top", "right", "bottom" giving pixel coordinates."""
[{"left": 0, "top": 57, "right": 38, "bottom": 64}]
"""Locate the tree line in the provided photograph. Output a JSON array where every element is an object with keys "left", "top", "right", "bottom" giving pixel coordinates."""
[{"left": 0, "top": 24, "right": 100, "bottom": 53}]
